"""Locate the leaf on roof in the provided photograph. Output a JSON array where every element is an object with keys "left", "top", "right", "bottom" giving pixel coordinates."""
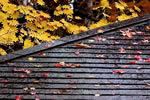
[
  {"left": 54, "top": 62, "right": 65, "bottom": 67},
  {"left": 129, "top": 61, "right": 137, "bottom": 64},
  {"left": 75, "top": 43, "right": 91, "bottom": 48},
  {"left": 112, "top": 69, "right": 125, "bottom": 74},
  {"left": 119, "top": 48, "right": 126, "bottom": 53}
]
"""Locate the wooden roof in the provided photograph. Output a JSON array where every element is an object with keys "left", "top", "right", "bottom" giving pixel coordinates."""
[{"left": 0, "top": 14, "right": 150, "bottom": 100}]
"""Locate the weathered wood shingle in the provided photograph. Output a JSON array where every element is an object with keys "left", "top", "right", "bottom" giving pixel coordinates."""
[{"left": 0, "top": 14, "right": 150, "bottom": 100}]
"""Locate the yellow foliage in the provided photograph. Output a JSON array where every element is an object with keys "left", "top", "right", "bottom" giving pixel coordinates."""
[
  {"left": 90, "top": 19, "right": 108, "bottom": 30},
  {"left": 101, "top": 0, "right": 111, "bottom": 9},
  {"left": 0, "top": 48, "right": 7, "bottom": 55},
  {"left": 118, "top": 13, "right": 138, "bottom": 21},
  {"left": 37, "top": 0, "right": 45, "bottom": 5},
  {"left": 134, "top": 5, "right": 141, "bottom": 12},
  {"left": 23, "top": 39, "right": 34, "bottom": 49}
]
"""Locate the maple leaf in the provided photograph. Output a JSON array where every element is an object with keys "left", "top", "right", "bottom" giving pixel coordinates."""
[{"left": 75, "top": 43, "right": 91, "bottom": 48}]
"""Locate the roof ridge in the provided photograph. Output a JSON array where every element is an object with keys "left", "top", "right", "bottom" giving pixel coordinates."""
[{"left": 0, "top": 13, "right": 150, "bottom": 63}]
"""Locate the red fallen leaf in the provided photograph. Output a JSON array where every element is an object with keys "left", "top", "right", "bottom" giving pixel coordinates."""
[
  {"left": 132, "top": 42, "right": 138, "bottom": 45},
  {"left": 45, "top": 44, "right": 51, "bottom": 48},
  {"left": 113, "top": 85, "right": 120, "bottom": 87},
  {"left": 135, "top": 55, "right": 143, "bottom": 61},
  {"left": 136, "top": 51, "right": 142, "bottom": 54},
  {"left": 112, "top": 69, "right": 125, "bottom": 74},
  {"left": 24, "top": 69, "right": 31, "bottom": 74},
  {"left": 129, "top": 61, "right": 137, "bottom": 64},
  {"left": 54, "top": 62, "right": 65, "bottom": 67},
  {"left": 119, "top": 48, "right": 126, "bottom": 53},
  {"left": 70, "top": 81, "right": 77, "bottom": 84},
  {"left": 74, "top": 51, "right": 80, "bottom": 55},
  {"left": 66, "top": 74, "right": 72, "bottom": 78},
  {"left": 142, "top": 39, "right": 149, "bottom": 43},
  {"left": 8, "top": 62, "right": 14, "bottom": 65},
  {"left": 75, "top": 43, "right": 91, "bottom": 48},
  {"left": 1, "top": 80, "right": 8, "bottom": 83},
  {"left": 35, "top": 98, "right": 40, "bottom": 100},
  {"left": 94, "top": 37, "right": 102, "bottom": 41},
  {"left": 114, "top": 41, "right": 119, "bottom": 44},
  {"left": 145, "top": 58, "right": 150, "bottom": 63},
  {"left": 126, "top": 32, "right": 133, "bottom": 38},
  {"left": 15, "top": 95, "right": 23, "bottom": 100},
  {"left": 40, "top": 51, "right": 45, "bottom": 56},
  {"left": 41, "top": 74, "right": 48, "bottom": 77},
  {"left": 30, "top": 91, "right": 36, "bottom": 95},
  {"left": 19, "top": 74, "right": 26, "bottom": 78},
  {"left": 145, "top": 83, "right": 150, "bottom": 87},
  {"left": 60, "top": 89, "right": 70, "bottom": 92},
  {"left": 96, "top": 54, "right": 104, "bottom": 57},
  {"left": 122, "top": 66, "right": 128, "bottom": 68},
  {"left": 71, "top": 86, "right": 77, "bottom": 88},
  {"left": 13, "top": 68, "right": 24, "bottom": 72}
]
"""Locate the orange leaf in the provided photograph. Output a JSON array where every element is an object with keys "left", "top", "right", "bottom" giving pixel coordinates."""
[
  {"left": 54, "top": 62, "right": 65, "bottom": 67},
  {"left": 129, "top": 61, "right": 137, "bottom": 64},
  {"left": 112, "top": 69, "right": 125, "bottom": 74},
  {"left": 75, "top": 43, "right": 91, "bottom": 48}
]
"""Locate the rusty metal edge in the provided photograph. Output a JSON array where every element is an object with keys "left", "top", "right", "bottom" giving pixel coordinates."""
[{"left": 0, "top": 13, "right": 150, "bottom": 63}]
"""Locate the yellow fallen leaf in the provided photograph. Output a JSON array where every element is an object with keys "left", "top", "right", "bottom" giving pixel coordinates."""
[{"left": 0, "top": 48, "right": 7, "bottom": 55}]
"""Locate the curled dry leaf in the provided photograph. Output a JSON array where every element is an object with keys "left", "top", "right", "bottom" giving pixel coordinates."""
[
  {"left": 94, "top": 94, "right": 100, "bottom": 97},
  {"left": 1, "top": 80, "right": 8, "bottom": 83},
  {"left": 66, "top": 74, "right": 72, "bottom": 78},
  {"left": 145, "top": 83, "right": 150, "bottom": 87},
  {"left": 119, "top": 48, "right": 126, "bottom": 53},
  {"left": 41, "top": 73, "right": 48, "bottom": 77},
  {"left": 74, "top": 51, "right": 80, "bottom": 55},
  {"left": 96, "top": 54, "right": 104, "bottom": 57},
  {"left": 30, "top": 91, "right": 36, "bottom": 95},
  {"left": 129, "top": 61, "right": 137, "bottom": 64},
  {"left": 40, "top": 51, "right": 45, "bottom": 56},
  {"left": 136, "top": 51, "right": 142, "bottom": 54},
  {"left": 135, "top": 55, "right": 143, "bottom": 61},
  {"left": 122, "top": 66, "right": 128, "bottom": 68},
  {"left": 145, "top": 58, "right": 150, "bottom": 63},
  {"left": 15, "top": 95, "right": 23, "bottom": 100},
  {"left": 45, "top": 44, "right": 51, "bottom": 48},
  {"left": 54, "top": 62, "right": 65, "bottom": 67},
  {"left": 94, "top": 37, "right": 102, "bottom": 41},
  {"left": 75, "top": 43, "right": 91, "bottom": 48},
  {"left": 28, "top": 57, "right": 35, "bottom": 61},
  {"left": 112, "top": 69, "right": 125, "bottom": 74}
]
